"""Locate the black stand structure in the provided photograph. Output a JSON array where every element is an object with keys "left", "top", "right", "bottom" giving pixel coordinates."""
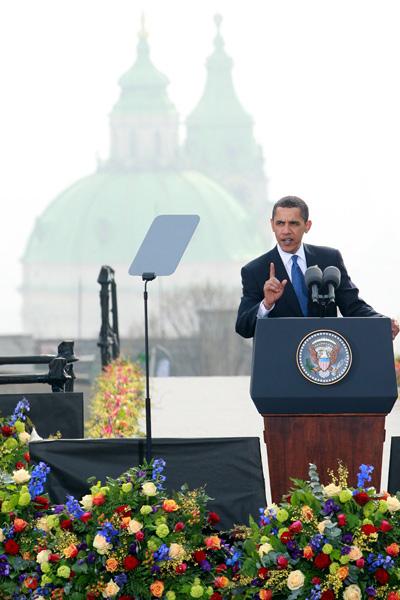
[
  {"left": 97, "top": 265, "right": 120, "bottom": 369},
  {"left": 129, "top": 215, "right": 200, "bottom": 462}
]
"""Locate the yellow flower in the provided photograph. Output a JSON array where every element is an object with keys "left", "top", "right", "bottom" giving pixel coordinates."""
[
  {"left": 301, "top": 505, "right": 314, "bottom": 521},
  {"left": 258, "top": 542, "right": 273, "bottom": 557},
  {"left": 348, "top": 546, "right": 363, "bottom": 561},
  {"left": 387, "top": 495, "right": 400, "bottom": 512},
  {"left": 323, "top": 483, "right": 341, "bottom": 497},
  {"left": 169, "top": 543, "right": 185, "bottom": 560}
]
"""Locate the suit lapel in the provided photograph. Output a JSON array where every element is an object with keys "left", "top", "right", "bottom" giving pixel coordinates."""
[{"left": 271, "top": 246, "right": 303, "bottom": 317}]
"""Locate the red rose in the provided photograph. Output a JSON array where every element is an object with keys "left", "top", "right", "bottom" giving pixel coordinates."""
[
  {"left": 353, "top": 491, "right": 370, "bottom": 505},
  {"left": 80, "top": 512, "right": 92, "bottom": 523},
  {"left": 49, "top": 553, "right": 60, "bottom": 562},
  {"left": 216, "top": 563, "right": 227, "bottom": 573},
  {"left": 361, "top": 524, "right": 378, "bottom": 536},
  {"left": 92, "top": 493, "right": 106, "bottom": 506},
  {"left": 86, "top": 594, "right": 97, "bottom": 600},
  {"left": 312, "top": 577, "right": 321, "bottom": 585},
  {"left": 15, "top": 461, "right": 25, "bottom": 470},
  {"left": 277, "top": 555, "right": 288, "bottom": 569},
  {"left": 60, "top": 519, "right": 73, "bottom": 530},
  {"left": 388, "top": 593, "right": 400, "bottom": 600},
  {"left": 210, "top": 594, "right": 223, "bottom": 600},
  {"left": 4, "top": 539, "right": 20, "bottom": 555},
  {"left": 34, "top": 496, "right": 50, "bottom": 510},
  {"left": 314, "top": 553, "right": 331, "bottom": 570},
  {"left": 24, "top": 452, "right": 30, "bottom": 462},
  {"left": 1, "top": 425, "right": 14, "bottom": 437},
  {"left": 194, "top": 550, "right": 207, "bottom": 563},
  {"left": 280, "top": 531, "right": 293, "bottom": 544},
  {"left": 123, "top": 555, "right": 140, "bottom": 570},
  {"left": 379, "top": 519, "right": 393, "bottom": 532},
  {"left": 374, "top": 567, "right": 390, "bottom": 585},
  {"left": 208, "top": 512, "right": 221, "bottom": 525},
  {"left": 356, "top": 558, "right": 365, "bottom": 568},
  {"left": 289, "top": 520, "right": 303, "bottom": 533},
  {"left": 24, "top": 576, "right": 38, "bottom": 590},
  {"left": 119, "top": 597, "right": 135, "bottom": 600},
  {"left": 174, "top": 522, "right": 185, "bottom": 532},
  {"left": 337, "top": 514, "right": 347, "bottom": 526},
  {"left": 321, "top": 591, "right": 336, "bottom": 600},
  {"left": 115, "top": 505, "right": 131, "bottom": 517},
  {"left": 135, "top": 531, "right": 144, "bottom": 541},
  {"left": 258, "top": 567, "right": 269, "bottom": 580},
  {"left": 175, "top": 562, "right": 187, "bottom": 574}
]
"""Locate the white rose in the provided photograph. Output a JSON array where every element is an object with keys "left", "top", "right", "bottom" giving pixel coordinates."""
[
  {"left": 386, "top": 495, "right": 400, "bottom": 512},
  {"left": 317, "top": 519, "right": 331, "bottom": 534},
  {"left": 323, "top": 483, "right": 341, "bottom": 497},
  {"left": 12, "top": 468, "right": 30, "bottom": 484},
  {"left": 18, "top": 431, "right": 30, "bottom": 444},
  {"left": 102, "top": 580, "right": 120, "bottom": 598},
  {"left": 258, "top": 542, "right": 273, "bottom": 557},
  {"left": 36, "top": 549, "right": 51, "bottom": 564},
  {"left": 347, "top": 546, "right": 362, "bottom": 561},
  {"left": 127, "top": 519, "right": 143, "bottom": 534},
  {"left": 343, "top": 584, "right": 362, "bottom": 600},
  {"left": 80, "top": 494, "right": 93, "bottom": 510},
  {"left": 93, "top": 534, "right": 112, "bottom": 555},
  {"left": 169, "top": 543, "right": 185, "bottom": 559},
  {"left": 142, "top": 481, "right": 157, "bottom": 496},
  {"left": 287, "top": 570, "right": 305, "bottom": 591},
  {"left": 36, "top": 517, "right": 50, "bottom": 532}
]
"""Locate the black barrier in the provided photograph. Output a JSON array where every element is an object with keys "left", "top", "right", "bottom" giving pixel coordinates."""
[
  {"left": 29, "top": 437, "right": 266, "bottom": 529},
  {"left": 0, "top": 393, "right": 84, "bottom": 439},
  {"left": 388, "top": 437, "right": 400, "bottom": 494}
]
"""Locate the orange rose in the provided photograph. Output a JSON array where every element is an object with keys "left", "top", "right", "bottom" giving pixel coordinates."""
[
  {"left": 303, "top": 545, "right": 314, "bottom": 559},
  {"left": 301, "top": 505, "right": 314, "bottom": 521},
  {"left": 63, "top": 544, "right": 78, "bottom": 559},
  {"left": 149, "top": 580, "right": 164, "bottom": 598},
  {"left": 259, "top": 590, "right": 273, "bottom": 600},
  {"left": 13, "top": 518, "right": 28, "bottom": 532},
  {"left": 338, "top": 566, "right": 349, "bottom": 580},
  {"left": 214, "top": 576, "right": 229, "bottom": 588},
  {"left": 106, "top": 557, "right": 119, "bottom": 572},
  {"left": 162, "top": 499, "right": 179, "bottom": 512},
  {"left": 205, "top": 535, "right": 221, "bottom": 550},
  {"left": 386, "top": 543, "right": 400, "bottom": 557}
]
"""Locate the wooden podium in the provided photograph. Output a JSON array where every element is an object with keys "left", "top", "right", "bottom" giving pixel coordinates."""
[{"left": 251, "top": 317, "right": 397, "bottom": 502}]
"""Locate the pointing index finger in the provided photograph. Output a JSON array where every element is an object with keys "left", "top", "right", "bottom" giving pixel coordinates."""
[{"left": 269, "top": 262, "right": 275, "bottom": 279}]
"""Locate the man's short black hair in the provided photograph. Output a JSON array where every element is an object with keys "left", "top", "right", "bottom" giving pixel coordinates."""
[{"left": 272, "top": 196, "right": 309, "bottom": 222}]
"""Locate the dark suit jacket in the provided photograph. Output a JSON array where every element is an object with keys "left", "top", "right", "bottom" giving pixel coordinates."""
[{"left": 235, "top": 244, "right": 379, "bottom": 338}]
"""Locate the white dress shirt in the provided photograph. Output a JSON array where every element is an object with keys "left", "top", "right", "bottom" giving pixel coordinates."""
[{"left": 257, "top": 243, "right": 307, "bottom": 318}]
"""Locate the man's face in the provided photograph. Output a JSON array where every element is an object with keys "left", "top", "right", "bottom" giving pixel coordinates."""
[{"left": 270, "top": 207, "right": 312, "bottom": 254}]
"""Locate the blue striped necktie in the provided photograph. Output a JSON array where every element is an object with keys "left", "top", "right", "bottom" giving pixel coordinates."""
[{"left": 291, "top": 255, "right": 309, "bottom": 316}]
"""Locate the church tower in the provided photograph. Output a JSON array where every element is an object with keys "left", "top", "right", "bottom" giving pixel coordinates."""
[
  {"left": 106, "top": 17, "right": 179, "bottom": 170},
  {"left": 184, "top": 15, "right": 270, "bottom": 221}
]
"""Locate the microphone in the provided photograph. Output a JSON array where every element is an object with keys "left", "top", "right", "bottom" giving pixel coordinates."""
[
  {"left": 323, "top": 266, "right": 341, "bottom": 303},
  {"left": 304, "top": 265, "right": 323, "bottom": 304}
]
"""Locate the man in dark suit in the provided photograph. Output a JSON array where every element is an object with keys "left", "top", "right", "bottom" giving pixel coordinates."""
[{"left": 236, "top": 196, "right": 399, "bottom": 339}]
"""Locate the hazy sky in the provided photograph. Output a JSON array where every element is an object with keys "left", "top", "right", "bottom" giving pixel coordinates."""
[{"left": 0, "top": 1, "right": 399, "bottom": 347}]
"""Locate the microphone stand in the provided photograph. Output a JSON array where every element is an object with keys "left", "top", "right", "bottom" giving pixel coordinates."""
[{"left": 142, "top": 272, "right": 156, "bottom": 463}]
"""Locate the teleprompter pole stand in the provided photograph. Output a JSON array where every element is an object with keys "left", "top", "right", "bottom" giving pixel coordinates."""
[{"left": 142, "top": 272, "right": 156, "bottom": 463}]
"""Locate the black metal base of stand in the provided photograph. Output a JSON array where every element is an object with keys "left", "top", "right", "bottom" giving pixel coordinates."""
[{"left": 142, "top": 272, "right": 156, "bottom": 462}]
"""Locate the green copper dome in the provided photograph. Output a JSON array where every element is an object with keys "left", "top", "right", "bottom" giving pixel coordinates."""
[{"left": 23, "top": 170, "right": 264, "bottom": 266}]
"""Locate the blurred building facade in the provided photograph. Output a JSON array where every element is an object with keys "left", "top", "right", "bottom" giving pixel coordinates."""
[{"left": 21, "top": 16, "right": 271, "bottom": 344}]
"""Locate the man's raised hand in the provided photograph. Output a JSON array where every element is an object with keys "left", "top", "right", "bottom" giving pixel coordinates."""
[{"left": 263, "top": 262, "right": 288, "bottom": 310}]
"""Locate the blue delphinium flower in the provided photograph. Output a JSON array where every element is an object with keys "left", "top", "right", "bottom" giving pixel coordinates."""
[
  {"left": 357, "top": 464, "right": 374, "bottom": 489},
  {"left": 0, "top": 554, "right": 10, "bottom": 576},
  {"left": 28, "top": 462, "right": 50, "bottom": 497},
  {"left": 153, "top": 543, "right": 169, "bottom": 561},
  {"left": 115, "top": 573, "right": 128, "bottom": 587},
  {"left": 152, "top": 458, "right": 166, "bottom": 490},
  {"left": 98, "top": 521, "right": 119, "bottom": 543},
  {"left": 65, "top": 495, "right": 85, "bottom": 519},
  {"left": 9, "top": 398, "right": 30, "bottom": 425}
]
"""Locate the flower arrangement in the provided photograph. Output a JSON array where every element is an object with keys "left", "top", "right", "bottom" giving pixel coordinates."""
[
  {"left": 86, "top": 358, "right": 144, "bottom": 438},
  {"left": 395, "top": 356, "right": 400, "bottom": 387},
  {"left": 2, "top": 400, "right": 400, "bottom": 599}
]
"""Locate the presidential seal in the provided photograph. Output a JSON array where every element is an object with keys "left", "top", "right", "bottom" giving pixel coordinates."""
[{"left": 296, "top": 330, "right": 352, "bottom": 385}]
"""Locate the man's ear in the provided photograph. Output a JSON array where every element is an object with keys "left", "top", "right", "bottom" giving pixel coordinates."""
[{"left": 305, "top": 220, "right": 312, "bottom": 233}]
